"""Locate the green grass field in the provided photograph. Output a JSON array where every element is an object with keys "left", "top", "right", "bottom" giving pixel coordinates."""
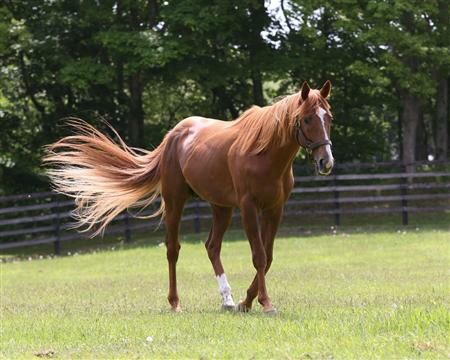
[{"left": 1, "top": 228, "right": 449, "bottom": 359}]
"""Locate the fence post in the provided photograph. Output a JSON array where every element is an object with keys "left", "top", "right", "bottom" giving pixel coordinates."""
[
  {"left": 333, "top": 174, "right": 340, "bottom": 226},
  {"left": 401, "top": 187, "right": 408, "bottom": 225},
  {"left": 124, "top": 212, "right": 131, "bottom": 243},
  {"left": 399, "top": 164, "right": 409, "bottom": 225},
  {"left": 193, "top": 199, "right": 201, "bottom": 233},
  {"left": 52, "top": 197, "right": 61, "bottom": 255},
  {"left": 400, "top": 165, "right": 409, "bottom": 225}
]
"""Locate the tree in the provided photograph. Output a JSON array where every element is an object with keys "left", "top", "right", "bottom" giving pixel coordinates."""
[
  {"left": 347, "top": 0, "right": 446, "bottom": 168},
  {"left": 280, "top": 0, "right": 397, "bottom": 162},
  {"left": 434, "top": 0, "right": 449, "bottom": 160},
  {"left": 283, "top": 0, "right": 448, "bottom": 167},
  {"left": 0, "top": 0, "right": 447, "bottom": 194}
]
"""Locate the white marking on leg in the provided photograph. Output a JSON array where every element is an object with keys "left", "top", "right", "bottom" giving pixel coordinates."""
[{"left": 216, "top": 273, "right": 235, "bottom": 307}]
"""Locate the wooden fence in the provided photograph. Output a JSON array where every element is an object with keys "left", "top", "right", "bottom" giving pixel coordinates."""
[{"left": 1, "top": 161, "right": 449, "bottom": 254}]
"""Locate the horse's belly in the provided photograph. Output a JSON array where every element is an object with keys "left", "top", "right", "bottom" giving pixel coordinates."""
[
  {"left": 185, "top": 168, "right": 236, "bottom": 207},
  {"left": 182, "top": 152, "right": 237, "bottom": 206}
]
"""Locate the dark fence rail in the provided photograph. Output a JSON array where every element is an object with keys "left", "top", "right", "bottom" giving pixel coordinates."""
[{"left": 1, "top": 161, "right": 449, "bottom": 254}]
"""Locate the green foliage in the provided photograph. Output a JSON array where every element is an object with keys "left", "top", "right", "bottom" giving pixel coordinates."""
[
  {"left": 1, "top": 230, "right": 448, "bottom": 358},
  {"left": 0, "top": 1, "right": 447, "bottom": 194},
  {"left": 60, "top": 58, "right": 115, "bottom": 90}
]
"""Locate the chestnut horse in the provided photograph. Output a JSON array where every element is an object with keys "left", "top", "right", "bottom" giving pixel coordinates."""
[{"left": 44, "top": 81, "right": 334, "bottom": 314}]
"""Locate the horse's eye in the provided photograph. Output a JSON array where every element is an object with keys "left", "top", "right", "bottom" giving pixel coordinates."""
[{"left": 304, "top": 117, "right": 311, "bottom": 125}]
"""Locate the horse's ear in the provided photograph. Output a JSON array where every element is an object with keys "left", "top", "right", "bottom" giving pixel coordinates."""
[
  {"left": 300, "top": 81, "right": 310, "bottom": 101},
  {"left": 320, "top": 80, "right": 332, "bottom": 98}
]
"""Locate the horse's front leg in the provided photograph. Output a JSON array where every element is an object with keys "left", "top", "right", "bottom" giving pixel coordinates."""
[
  {"left": 239, "top": 198, "right": 277, "bottom": 313},
  {"left": 205, "top": 205, "right": 235, "bottom": 310},
  {"left": 237, "top": 205, "right": 283, "bottom": 313}
]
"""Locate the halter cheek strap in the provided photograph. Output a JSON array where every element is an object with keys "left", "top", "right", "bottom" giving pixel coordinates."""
[{"left": 295, "top": 121, "right": 332, "bottom": 151}]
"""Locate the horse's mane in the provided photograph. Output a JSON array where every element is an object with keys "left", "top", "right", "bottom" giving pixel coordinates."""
[{"left": 231, "top": 89, "right": 330, "bottom": 154}]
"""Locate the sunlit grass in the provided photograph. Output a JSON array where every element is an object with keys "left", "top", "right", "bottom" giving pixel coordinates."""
[{"left": 1, "top": 229, "right": 449, "bottom": 359}]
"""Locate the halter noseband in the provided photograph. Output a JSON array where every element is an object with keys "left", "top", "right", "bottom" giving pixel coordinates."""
[{"left": 294, "top": 120, "right": 332, "bottom": 152}]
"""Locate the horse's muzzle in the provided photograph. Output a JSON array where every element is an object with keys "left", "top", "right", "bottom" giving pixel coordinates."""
[{"left": 317, "top": 156, "right": 334, "bottom": 176}]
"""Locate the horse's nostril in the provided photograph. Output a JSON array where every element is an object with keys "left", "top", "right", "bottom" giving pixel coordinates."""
[
  {"left": 319, "top": 158, "right": 325, "bottom": 169},
  {"left": 317, "top": 157, "right": 333, "bottom": 175}
]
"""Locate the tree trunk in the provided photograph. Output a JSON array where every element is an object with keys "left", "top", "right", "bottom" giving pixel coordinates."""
[
  {"left": 124, "top": 0, "right": 158, "bottom": 146},
  {"left": 212, "top": 87, "right": 239, "bottom": 119},
  {"left": 128, "top": 73, "right": 144, "bottom": 146},
  {"left": 415, "top": 111, "right": 427, "bottom": 160},
  {"left": 435, "top": 0, "right": 449, "bottom": 160},
  {"left": 435, "top": 77, "right": 448, "bottom": 160},
  {"left": 145, "top": 0, "right": 158, "bottom": 27},
  {"left": 397, "top": 106, "right": 403, "bottom": 161},
  {"left": 399, "top": 10, "right": 421, "bottom": 171},
  {"left": 251, "top": 70, "right": 264, "bottom": 106},
  {"left": 247, "top": 0, "right": 266, "bottom": 107},
  {"left": 401, "top": 93, "right": 421, "bottom": 172}
]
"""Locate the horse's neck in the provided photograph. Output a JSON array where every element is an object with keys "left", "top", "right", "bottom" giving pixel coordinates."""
[{"left": 265, "top": 141, "right": 300, "bottom": 176}]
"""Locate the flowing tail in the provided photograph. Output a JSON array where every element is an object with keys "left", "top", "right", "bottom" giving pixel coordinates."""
[{"left": 43, "top": 119, "right": 166, "bottom": 236}]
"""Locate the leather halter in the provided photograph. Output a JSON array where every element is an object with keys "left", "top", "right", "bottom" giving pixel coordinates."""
[{"left": 294, "top": 120, "right": 332, "bottom": 152}]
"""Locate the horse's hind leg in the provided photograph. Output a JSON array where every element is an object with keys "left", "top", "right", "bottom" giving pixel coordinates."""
[
  {"left": 237, "top": 204, "right": 282, "bottom": 314},
  {"left": 239, "top": 206, "right": 282, "bottom": 311},
  {"left": 161, "top": 165, "right": 190, "bottom": 312},
  {"left": 205, "top": 205, "right": 235, "bottom": 310},
  {"left": 164, "top": 199, "right": 186, "bottom": 312}
]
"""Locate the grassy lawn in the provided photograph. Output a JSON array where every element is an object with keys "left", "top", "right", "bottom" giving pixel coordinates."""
[{"left": 1, "top": 229, "right": 449, "bottom": 359}]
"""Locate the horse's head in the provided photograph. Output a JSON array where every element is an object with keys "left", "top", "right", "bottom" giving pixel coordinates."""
[{"left": 295, "top": 81, "right": 334, "bottom": 176}]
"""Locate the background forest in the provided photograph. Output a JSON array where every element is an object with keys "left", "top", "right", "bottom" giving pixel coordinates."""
[{"left": 0, "top": 0, "right": 448, "bottom": 195}]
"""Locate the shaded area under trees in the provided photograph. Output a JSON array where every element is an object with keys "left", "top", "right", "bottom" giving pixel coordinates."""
[{"left": 0, "top": 0, "right": 448, "bottom": 194}]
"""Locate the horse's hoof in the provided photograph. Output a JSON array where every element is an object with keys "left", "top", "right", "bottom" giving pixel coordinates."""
[
  {"left": 263, "top": 307, "right": 278, "bottom": 316},
  {"left": 221, "top": 304, "right": 235, "bottom": 312},
  {"left": 170, "top": 305, "right": 182, "bottom": 313},
  {"left": 235, "top": 301, "right": 251, "bottom": 313}
]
